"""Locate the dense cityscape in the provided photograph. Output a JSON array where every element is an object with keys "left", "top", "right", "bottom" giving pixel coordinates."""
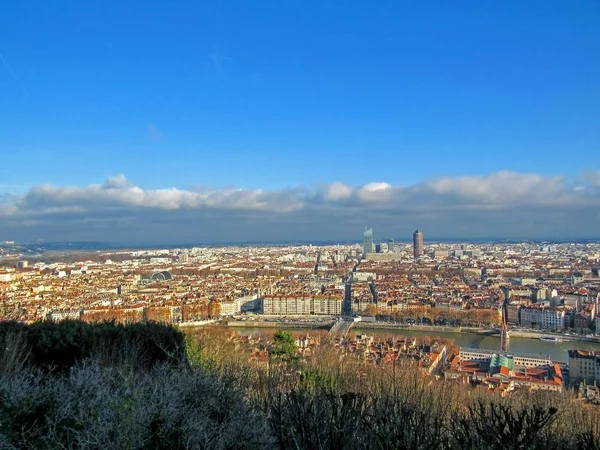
[{"left": 2, "top": 228, "right": 600, "bottom": 399}]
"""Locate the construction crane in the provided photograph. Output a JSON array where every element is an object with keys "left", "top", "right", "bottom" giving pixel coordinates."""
[{"left": 500, "top": 298, "right": 509, "bottom": 352}]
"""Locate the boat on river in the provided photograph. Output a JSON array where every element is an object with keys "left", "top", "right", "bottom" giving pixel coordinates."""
[{"left": 539, "top": 336, "right": 562, "bottom": 342}]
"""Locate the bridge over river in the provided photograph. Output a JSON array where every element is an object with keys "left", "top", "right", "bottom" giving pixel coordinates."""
[{"left": 329, "top": 317, "right": 361, "bottom": 338}]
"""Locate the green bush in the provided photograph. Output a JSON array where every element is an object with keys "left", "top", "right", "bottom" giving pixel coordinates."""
[{"left": 0, "top": 320, "right": 186, "bottom": 373}]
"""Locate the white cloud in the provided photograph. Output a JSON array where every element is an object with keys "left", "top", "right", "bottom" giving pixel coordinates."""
[
  {"left": 104, "top": 174, "right": 129, "bottom": 189},
  {"left": 15, "top": 176, "right": 306, "bottom": 214},
  {"left": 355, "top": 182, "right": 393, "bottom": 203},
  {"left": 580, "top": 171, "right": 600, "bottom": 188},
  {"left": 1, "top": 171, "right": 599, "bottom": 242},
  {"left": 323, "top": 182, "right": 353, "bottom": 201},
  {"left": 421, "top": 171, "right": 569, "bottom": 206}
]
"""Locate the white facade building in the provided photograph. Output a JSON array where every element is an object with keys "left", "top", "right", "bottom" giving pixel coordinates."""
[
  {"left": 263, "top": 296, "right": 342, "bottom": 316},
  {"left": 520, "top": 307, "right": 565, "bottom": 330},
  {"left": 568, "top": 350, "right": 600, "bottom": 383},
  {"left": 459, "top": 347, "right": 552, "bottom": 369}
]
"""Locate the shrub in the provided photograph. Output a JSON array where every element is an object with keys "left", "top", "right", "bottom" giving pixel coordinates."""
[
  {"left": 0, "top": 320, "right": 186, "bottom": 373},
  {"left": 2, "top": 324, "right": 600, "bottom": 449},
  {"left": 450, "top": 398, "right": 558, "bottom": 450},
  {"left": 0, "top": 362, "right": 274, "bottom": 450}
]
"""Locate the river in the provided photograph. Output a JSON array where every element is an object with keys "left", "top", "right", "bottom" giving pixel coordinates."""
[{"left": 233, "top": 326, "right": 600, "bottom": 362}]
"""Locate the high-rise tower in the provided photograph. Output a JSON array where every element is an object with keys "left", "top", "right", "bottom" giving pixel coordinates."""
[
  {"left": 413, "top": 230, "right": 424, "bottom": 259},
  {"left": 363, "top": 227, "right": 374, "bottom": 254}
]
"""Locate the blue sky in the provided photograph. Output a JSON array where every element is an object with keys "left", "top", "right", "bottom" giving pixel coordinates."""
[{"left": 0, "top": 1, "right": 599, "bottom": 242}]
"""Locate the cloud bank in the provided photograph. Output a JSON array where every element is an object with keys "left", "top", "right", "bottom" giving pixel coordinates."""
[{"left": 1, "top": 171, "right": 599, "bottom": 244}]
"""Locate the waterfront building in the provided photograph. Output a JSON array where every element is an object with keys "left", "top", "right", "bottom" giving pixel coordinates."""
[
  {"left": 453, "top": 347, "right": 563, "bottom": 392},
  {"left": 520, "top": 306, "right": 566, "bottom": 330},
  {"left": 459, "top": 347, "right": 552, "bottom": 369},
  {"left": 507, "top": 304, "right": 521, "bottom": 325},
  {"left": 573, "top": 311, "right": 592, "bottom": 332},
  {"left": 568, "top": 350, "right": 600, "bottom": 384},
  {"left": 262, "top": 295, "right": 343, "bottom": 316}
]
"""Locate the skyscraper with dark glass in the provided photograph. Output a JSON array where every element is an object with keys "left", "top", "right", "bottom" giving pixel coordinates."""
[
  {"left": 363, "top": 227, "right": 374, "bottom": 254},
  {"left": 413, "top": 229, "right": 424, "bottom": 259}
]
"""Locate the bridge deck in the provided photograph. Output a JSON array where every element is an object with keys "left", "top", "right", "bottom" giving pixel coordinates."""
[{"left": 329, "top": 318, "right": 358, "bottom": 338}]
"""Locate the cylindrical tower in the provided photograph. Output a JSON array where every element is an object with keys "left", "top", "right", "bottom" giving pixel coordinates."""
[{"left": 413, "top": 229, "right": 424, "bottom": 259}]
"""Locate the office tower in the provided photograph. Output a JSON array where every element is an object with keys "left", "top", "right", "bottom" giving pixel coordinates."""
[
  {"left": 413, "top": 229, "right": 424, "bottom": 259},
  {"left": 388, "top": 239, "right": 395, "bottom": 252},
  {"left": 375, "top": 244, "right": 382, "bottom": 253},
  {"left": 363, "top": 227, "right": 374, "bottom": 254}
]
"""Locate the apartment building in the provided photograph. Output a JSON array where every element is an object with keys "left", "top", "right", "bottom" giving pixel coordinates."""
[
  {"left": 263, "top": 295, "right": 342, "bottom": 316},
  {"left": 263, "top": 296, "right": 312, "bottom": 315},
  {"left": 520, "top": 306, "right": 566, "bottom": 330},
  {"left": 507, "top": 304, "right": 521, "bottom": 324},
  {"left": 568, "top": 350, "right": 600, "bottom": 384},
  {"left": 219, "top": 299, "right": 240, "bottom": 316},
  {"left": 312, "top": 295, "right": 344, "bottom": 315},
  {"left": 573, "top": 312, "right": 592, "bottom": 331}
]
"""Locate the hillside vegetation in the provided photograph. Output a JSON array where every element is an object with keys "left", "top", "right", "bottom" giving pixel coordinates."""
[{"left": 0, "top": 321, "right": 599, "bottom": 449}]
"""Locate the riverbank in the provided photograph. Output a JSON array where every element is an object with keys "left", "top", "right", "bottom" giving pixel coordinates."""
[
  {"left": 224, "top": 319, "right": 600, "bottom": 344},
  {"left": 354, "top": 322, "right": 478, "bottom": 334},
  {"left": 177, "top": 320, "right": 216, "bottom": 327},
  {"left": 219, "top": 320, "right": 600, "bottom": 362},
  {"left": 509, "top": 330, "right": 600, "bottom": 344},
  {"left": 354, "top": 322, "right": 600, "bottom": 344},
  {"left": 227, "top": 320, "right": 334, "bottom": 329},
  {"left": 225, "top": 319, "right": 479, "bottom": 335}
]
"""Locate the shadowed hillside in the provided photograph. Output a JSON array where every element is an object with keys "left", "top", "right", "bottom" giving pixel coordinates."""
[{"left": 0, "top": 321, "right": 599, "bottom": 449}]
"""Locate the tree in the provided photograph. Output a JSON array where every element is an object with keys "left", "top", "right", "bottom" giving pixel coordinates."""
[
  {"left": 199, "top": 301, "right": 208, "bottom": 319},
  {"left": 207, "top": 301, "right": 221, "bottom": 319},
  {"left": 363, "top": 304, "right": 378, "bottom": 317},
  {"left": 451, "top": 399, "right": 557, "bottom": 450},
  {"left": 270, "top": 330, "right": 297, "bottom": 361}
]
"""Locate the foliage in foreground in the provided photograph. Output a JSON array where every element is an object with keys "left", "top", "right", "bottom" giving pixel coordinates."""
[
  {"left": 0, "top": 320, "right": 185, "bottom": 373},
  {"left": 190, "top": 329, "right": 600, "bottom": 450},
  {"left": 0, "top": 361, "right": 272, "bottom": 450},
  {"left": 1, "top": 322, "right": 600, "bottom": 449}
]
